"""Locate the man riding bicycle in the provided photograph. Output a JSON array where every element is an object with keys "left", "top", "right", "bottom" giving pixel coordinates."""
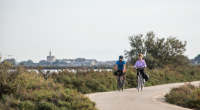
[
  {"left": 115, "top": 55, "right": 126, "bottom": 85},
  {"left": 134, "top": 53, "right": 147, "bottom": 89}
]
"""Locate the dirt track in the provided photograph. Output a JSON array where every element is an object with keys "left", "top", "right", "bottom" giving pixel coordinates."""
[{"left": 86, "top": 81, "right": 200, "bottom": 110}]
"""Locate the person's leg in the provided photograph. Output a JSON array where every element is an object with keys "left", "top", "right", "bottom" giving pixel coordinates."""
[
  {"left": 115, "top": 70, "right": 119, "bottom": 82},
  {"left": 120, "top": 76, "right": 123, "bottom": 84},
  {"left": 123, "top": 74, "right": 126, "bottom": 84},
  {"left": 141, "top": 70, "right": 146, "bottom": 83},
  {"left": 136, "top": 71, "right": 139, "bottom": 88},
  {"left": 124, "top": 69, "right": 126, "bottom": 84}
]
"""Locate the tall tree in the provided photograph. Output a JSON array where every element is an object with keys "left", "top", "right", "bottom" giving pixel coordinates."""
[{"left": 125, "top": 31, "right": 189, "bottom": 69}]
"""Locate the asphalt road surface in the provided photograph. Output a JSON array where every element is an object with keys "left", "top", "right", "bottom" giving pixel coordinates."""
[{"left": 86, "top": 81, "right": 200, "bottom": 110}]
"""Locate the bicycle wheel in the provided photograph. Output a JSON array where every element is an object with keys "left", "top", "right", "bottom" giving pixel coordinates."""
[
  {"left": 141, "top": 78, "right": 144, "bottom": 91},
  {"left": 137, "top": 76, "right": 141, "bottom": 91},
  {"left": 119, "top": 77, "right": 123, "bottom": 91},
  {"left": 121, "top": 77, "right": 124, "bottom": 91},
  {"left": 117, "top": 78, "right": 120, "bottom": 91}
]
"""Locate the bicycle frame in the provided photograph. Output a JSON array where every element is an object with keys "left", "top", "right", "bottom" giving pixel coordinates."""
[
  {"left": 117, "top": 71, "right": 124, "bottom": 91},
  {"left": 137, "top": 68, "right": 145, "bottom": 91}
]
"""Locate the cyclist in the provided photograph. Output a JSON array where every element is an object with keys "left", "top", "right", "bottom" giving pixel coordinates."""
[
  {"left": 115, "top": 55, "right": 126, "bottom": 85},
  {"left": 134, "top": 53, "right": 147, "bottom": 89}
]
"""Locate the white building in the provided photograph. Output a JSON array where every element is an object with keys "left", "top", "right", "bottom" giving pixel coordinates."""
[
  {"left": 47, "top": 51, "right": 55, "bottom": 63},
  {"left": 98, "top": 60, "right": 117, "bottom": 66}
]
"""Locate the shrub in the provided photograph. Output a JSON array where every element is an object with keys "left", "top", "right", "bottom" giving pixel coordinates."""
[
  {"left": 1, "top": 59, "right": 200, "bottom": 110},
  {"left": 0, "top": 62, "right": 97, "bottom": 110},
  {"left": 46, "top": 65, "right": 200, "bottom": 94},
  {"left": 165, "top": 83, "right": 200, "bottom": 110},
  {"left": 49, "top": 68, "right": 117, "bottom": 94}
]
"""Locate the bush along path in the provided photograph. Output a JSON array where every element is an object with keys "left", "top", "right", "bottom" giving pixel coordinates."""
[
  {"left": 1, "top": 60, "right": 200, "bottom": 109},
  {"left": 48, "top": 65, "right": 200, "bottom": 95},
  {"left": 0, "top": 61, "right": 97, "bottom": 110},
  {"left": 48, "top": 68, "right": 117, "bottom": 94},
  {"left": 165, "top": 83, "right": 200, "bottom": 110},
  {"left": 125, "top": 65, "right": 200, "bottom": 89}
]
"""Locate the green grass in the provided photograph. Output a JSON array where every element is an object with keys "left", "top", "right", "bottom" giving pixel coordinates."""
[{"left": 165, "top": 83, "right": 200, "bottom": 110}]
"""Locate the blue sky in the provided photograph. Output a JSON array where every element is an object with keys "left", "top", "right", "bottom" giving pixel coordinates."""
[{"left": 0, "top": 0, "right": 200, "bottom": 62}]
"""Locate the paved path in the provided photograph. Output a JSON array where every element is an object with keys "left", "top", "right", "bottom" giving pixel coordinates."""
[{"left": 86, "top": 81, "right": 200, "bottom": 110}]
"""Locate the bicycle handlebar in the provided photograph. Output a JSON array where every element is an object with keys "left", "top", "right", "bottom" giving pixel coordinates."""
[
  {"left": 115, "top": 70, "right": 125, "bottom": 75},
  {"left": 134, "top": 67, "right": 145, "bottom": 70}
]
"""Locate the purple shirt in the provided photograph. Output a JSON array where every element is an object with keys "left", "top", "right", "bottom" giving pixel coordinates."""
[{"left": 134, "top": 60, "right": 147, "bottom": 68}]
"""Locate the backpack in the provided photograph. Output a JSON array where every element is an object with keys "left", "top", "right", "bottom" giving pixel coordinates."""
[{"left": 144, "top": 73, "right": 149, "bottom": 81}]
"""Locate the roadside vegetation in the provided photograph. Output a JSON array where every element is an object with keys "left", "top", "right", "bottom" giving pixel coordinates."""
[
  {"left": 48, "top": 68, "right": 117, "bottom": 94},
  {"left": 37, "top": 64, "right": 200, "bottom": 94},
  {"left": 1, "top": 61, "right": 200, "bottom": 110},
  {"left": 2, "top": 60, "right": 200, "bottom": 110},
  {"left": 165, "top": 83, "right": 200, "bottom": 110},
  {"left": 125, "top": 65, "right": 200, "bottom": 88},
  {"left": 0, "top": 61, "right": 96, "bottom": 110}
]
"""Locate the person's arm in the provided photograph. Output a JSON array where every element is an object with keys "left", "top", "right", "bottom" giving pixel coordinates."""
[
  {"left": 123, "top": 64, "right": 126, "bottom": 72},
  {"left": 143, "top": 60, "right": 147, "bottom": 68},
  {"left": 115, "top": 64, "right": 118, "bottom": 71},
  {"left": 134, "top": 61, "right": 138, "bottom": 68},
  {"left": 115, "top": 61, "right": 118, "bottom": 71}
]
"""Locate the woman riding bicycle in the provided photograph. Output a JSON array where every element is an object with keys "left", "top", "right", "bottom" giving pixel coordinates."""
[
  {"left": 134, "top": 53, "right": 147, "bottom": 89},
  {"left": 115, "top": 55, "right": 126, "bottom": 85}
]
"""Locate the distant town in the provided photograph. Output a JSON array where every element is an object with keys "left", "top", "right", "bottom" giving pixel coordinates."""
[
  {"left": 1, "top": 51, "right": 117, "bottom": 67},
  {"left": 1, "top": 51, "right": 200, "bottom": 67}
]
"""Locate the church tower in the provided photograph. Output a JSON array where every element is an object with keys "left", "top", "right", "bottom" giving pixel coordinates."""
[{"left": 47, "top": 50, "right": 55, "bottom": 64}]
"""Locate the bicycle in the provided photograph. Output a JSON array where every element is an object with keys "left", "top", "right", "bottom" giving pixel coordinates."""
[
  {"left": 135, "top": 67, "right": 145, "bottom": 91},
  {"left": 115, "top": 71, "right": 125, "bottom": 91}
]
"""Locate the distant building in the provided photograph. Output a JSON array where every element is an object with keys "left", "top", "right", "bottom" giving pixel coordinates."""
[
  {"left": 47, "top": 51, "right": 55, "bottom": 63},
  {"left": 62, "top": 59, "right": 72, "bottom": 63},
  {"left": 64, "top": 61, "right": 71, "bottom": 63},
  {"left": 56, "top": 59, "right": 71, "bottom": 64},
  {"left": 98, "top": 60, "right": 117, "bottom": 66},
  {"left": 85, "top": 59, "right": 98, "bottom": 65},
  {"left": 90, "top": 60, "right": 95, "bottom": 65}
]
